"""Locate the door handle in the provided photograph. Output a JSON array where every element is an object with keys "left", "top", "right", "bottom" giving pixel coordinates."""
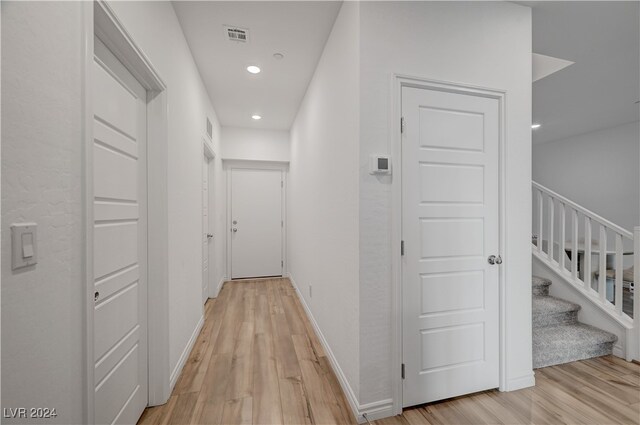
[
  {"left": 207, "top": 233, "right": 214, "bottom": 239},
  {"left": 488, "top": 255, "right": 503, "bottom": 265},
  {"left": 232, "top": 228, "right": 238, "bottom": 233}
]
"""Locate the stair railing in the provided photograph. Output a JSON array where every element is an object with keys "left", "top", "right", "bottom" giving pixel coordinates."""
[{"left": 532, "top": 182, "right": 637, "bottom": 359}]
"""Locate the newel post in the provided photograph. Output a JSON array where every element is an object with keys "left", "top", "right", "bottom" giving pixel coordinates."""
[{"left": 633, "top": 226, "right": 640, "bottom": 361}]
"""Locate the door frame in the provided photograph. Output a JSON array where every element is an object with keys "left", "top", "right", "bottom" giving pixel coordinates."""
[
  {"left": 83, "top": 2, "right": 170, "bottom": 422},
  {"left": 390, "top": 74, "right": 507, "bottom": 415},
  {"left": 203, "top": 137, "right": 216, "bottom": 300},
  {"left": 222, "top": 159, "right": 289, "bottom": 280}
]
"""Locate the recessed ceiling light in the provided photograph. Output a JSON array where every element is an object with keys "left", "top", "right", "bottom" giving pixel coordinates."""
[
  {"left": 273, "top": 53, "right": 284, "bottom": 60},
  {"left": 531, "top": 123, "right": 541, "bottom": 130},
  {"left": 246, "top": 65, "right": 261, "bottom": 74},
  {"left": 251, "top": 115, "right": 262, "bottom": 120}
]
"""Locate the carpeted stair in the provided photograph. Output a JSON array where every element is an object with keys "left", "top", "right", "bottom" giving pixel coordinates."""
[{"left": 532, "top": 276, "right": 618, "bottom": 368}]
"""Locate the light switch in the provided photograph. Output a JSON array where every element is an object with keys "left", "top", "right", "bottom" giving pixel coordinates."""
[
  {"left": 11, "top": 223, "right": 38, "bottom": 270},
  {"left": 22, "top": 233, "right": 34, "bottom": 258}
]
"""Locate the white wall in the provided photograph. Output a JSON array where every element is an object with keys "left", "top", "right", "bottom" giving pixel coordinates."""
[
  {"left": 288, "top": 0, "right": 361, "bottom": 402},
  {"left": 533, "top": 121, "right": 640, "bottom": 231},
  {"left": 221, "top": 126, "right": 290, "bottom": 162},
  {"left": 1, "top": 2, "right": 224, "bottom": 422},
  {"left": 2, "top": 3, "right": 85, "bottom": 422},
  {"left": 107, "top": 0, "right": 225, "bottom": 383},
  {"left": 358, "top": 1, "right": 533, "bottom": 407}
]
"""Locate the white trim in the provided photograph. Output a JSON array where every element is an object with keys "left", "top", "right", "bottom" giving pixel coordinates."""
[
  {"left": 169, "top": 315, "right": 205, "bottom": 391},
  {"left": 613, "top": 343, "right": 624, "bottom": 359},
  {"left": 202, "top": 152, "right": 212, "bottom": 304},
  {"left": 282, "top": 174, "right": 288, "bottom": 277},
  {"left": 504, "top": 372, "right": 536, "bottom": 391},
  {"left": 389, "top": 74, "right": 403, "bottom": 417},
  {"left": 359, "top": 400, "right": 395, "bottom": 423},
  {"left": 203, "top": 136, "right": 216, "bottom": 160},
  {"left": 81, "top": 3, "right": 95, "bottom": 423},
  {"left": 215, "top": 276, "right": 227, "bottom": 298},
  {"left": 222, "top": 158, "right": 290, "bottom": 170},
  {"left": 146, "top": 90, "right": 170, "bottom": 406},
  {"left": 85, "top": 2, "right": 171, "bottom": 419},
  {"left": 390, "top": 74, "right": 510, "bottom": 415},
  {"left": 94, "top": 1, "right": 165, "bottom": 91}
]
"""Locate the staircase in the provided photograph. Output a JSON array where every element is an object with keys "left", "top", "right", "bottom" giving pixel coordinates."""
[
  {"left": 532, "top": 275, "right": 618, "bottom": 368},
  {"left": 532, "top": 181, "right": 639, "bottom": 362}
]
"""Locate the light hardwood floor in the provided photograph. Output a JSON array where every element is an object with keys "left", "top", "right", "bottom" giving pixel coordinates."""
[
  {"left": 140, "top": 277, "right": 639, "bottom": 425},
  {"left": 138, "top": 278, "right": 357, "bottom": 425},
  {"left": 374, "top": 356, "right": 640, "bottom": 425}
]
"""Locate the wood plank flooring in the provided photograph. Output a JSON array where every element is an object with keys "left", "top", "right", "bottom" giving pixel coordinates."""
[
  {"left": 138, "top": 278, "right": 356, "bottom": 425},
  {"left": 375, "top": 355, "right": 640, "bottom": 425},
  {"left": 140, "top": 277, "right": 640, "bottom": 425}
]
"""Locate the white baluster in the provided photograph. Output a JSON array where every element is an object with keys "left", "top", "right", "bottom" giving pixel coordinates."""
[
  {"left": 537, "top": 190, "right": 543, "bottom": 253},
  {"left": 559, "top": 203, "right": 566, "bottom": 271},
  {"left": 548, "top": 196, "right": 554, "bottom": 262},
  {"left": 615, "top": 233, "right": 623, "bottom": 315},
  {"left": 599, "top": 225, "right": 607, "bottom": 303},
  {"left": 584, "top": 217, "right": 592, "bottom": 289},
  {"left": 571, "top": 209, "right": 578, "bottom": 280}
]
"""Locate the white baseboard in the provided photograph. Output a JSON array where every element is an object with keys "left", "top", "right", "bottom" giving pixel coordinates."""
[
  {"left": 504, "top": 371, "right": 536, "bottom": 391},
  {"left": 358, "top": 399, "right": 395, "bottom": 423},
  {"left": 169, "top": 314, "right": 205, "bottom": 391},
  {"left": 288, "top": 275, "right": 362, "bottom": 421},
  {"left": 288, "top": 274, "right": 395, "bottom": 423},
  {"left": 613, "top": 343, "right": 624, "bottom": 358},
  {"left": 215, "top": 276, "right": 227, "bottom": 298}
]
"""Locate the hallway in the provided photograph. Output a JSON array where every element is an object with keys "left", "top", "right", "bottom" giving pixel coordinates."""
[{"left": 138, "top": 278, "right": 356, "bottom": 425}]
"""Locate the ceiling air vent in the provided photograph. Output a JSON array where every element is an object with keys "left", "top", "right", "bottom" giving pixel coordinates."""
[{"left": 224, "top": 25, "right": 249, "bottom": 43}]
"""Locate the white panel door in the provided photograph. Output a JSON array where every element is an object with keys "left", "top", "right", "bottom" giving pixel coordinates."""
[
  {"left": 230, "top": 169, "right": 283, "bottom": 279},
  {"left": 402, "top": 86, "right": 500, "bottom": 407},
  {"left": 202, "top": 155, "right": 210, "bottom": 304},
  {"left": 93, "top": 36, "right": 148, "bottom": 425}
]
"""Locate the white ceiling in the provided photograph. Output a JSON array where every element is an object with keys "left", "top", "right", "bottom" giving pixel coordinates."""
[
  {"left": 173, "top": 1, "right": 341, "bottom": 130},
  {"left": 525, "top": 1, "right": 640, "bottom": 144},
  {"left": 173, "top": 1, "right": 638, "bottom": 138}
]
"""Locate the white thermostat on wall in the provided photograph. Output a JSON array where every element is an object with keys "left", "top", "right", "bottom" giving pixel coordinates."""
[{"left": 369, "top": 155, "right": 392, "bottom": 175}]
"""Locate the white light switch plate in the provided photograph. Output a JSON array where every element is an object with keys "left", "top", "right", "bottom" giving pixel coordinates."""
[{"left": 11, "top": 223, "right": 38, "bottom": 270}]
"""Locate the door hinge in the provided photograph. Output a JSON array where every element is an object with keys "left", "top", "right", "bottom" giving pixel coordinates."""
[
  {"left": 281, "top": 180, "right": 283, "bottom": 188},
  {"left": 401, "top": 363, "right": 405, "bottom": 379},
  {"left": 281, "top": 220, "right": 284, "bottom": 227},
  {"left": 400, "top": 117, "right": 405, "bottom": 134},
  {"left": 401, "top": 240, "right": 405, "bottom": 256},
  {"left": 281, "top": 260, "right": 284, "bottom": 268}
]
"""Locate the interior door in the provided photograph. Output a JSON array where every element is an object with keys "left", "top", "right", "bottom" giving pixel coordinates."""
[
  {"left": 202, "top": 155, "right": 210, "bottom": 304},
  {"left": 401, "top": 86, "right": 500, "bottom": 407},
  {"left": 92, "top": 36, "right": 148, "bottom": 424},
  {"left": 230, "top": 168, "right": 283, "bottom": 279}
]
